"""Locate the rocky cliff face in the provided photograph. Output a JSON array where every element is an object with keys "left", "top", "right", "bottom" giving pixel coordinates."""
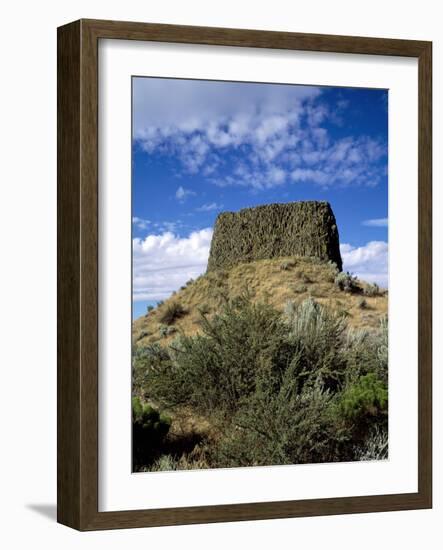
[{"left": 207, "top": 201, "right": 342, "bottom": 272}]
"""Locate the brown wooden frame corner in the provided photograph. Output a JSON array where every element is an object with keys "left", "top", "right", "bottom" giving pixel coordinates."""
[{"left": 57, "top": 18, "right": 432, "bottom": 531}]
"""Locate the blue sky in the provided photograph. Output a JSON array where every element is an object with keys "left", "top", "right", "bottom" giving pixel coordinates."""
[{"left": 132, "top": 77, "right": 388, "bottom": 319}]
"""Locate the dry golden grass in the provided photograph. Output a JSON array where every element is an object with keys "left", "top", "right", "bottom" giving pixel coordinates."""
[
  {"left": 166, "top": 405, "right": 220, "bottom": 450},
  {"left": 132, "top": 256, "right": 388, "bottom": 346}
]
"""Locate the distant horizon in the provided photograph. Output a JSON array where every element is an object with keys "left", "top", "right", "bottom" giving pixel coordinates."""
[{"left": 132, "top": 77, "right": 388, "bottom": 316}]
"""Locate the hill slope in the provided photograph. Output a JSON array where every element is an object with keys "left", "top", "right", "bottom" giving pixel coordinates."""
[{"left": 133, "top": 257, "right": 387, "bottom": 347}]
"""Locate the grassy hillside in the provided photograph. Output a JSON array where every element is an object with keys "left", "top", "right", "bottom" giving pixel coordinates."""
[
  {"left": 132, "top": 274, "right": 389, "bottom": 471},
  {"left": 132, "top": 256, "right": 387, "bottom": 347}
]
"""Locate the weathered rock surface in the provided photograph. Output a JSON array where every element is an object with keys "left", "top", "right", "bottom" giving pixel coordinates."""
[{"left": 207, "top": 201, "right": 342, "bottom": 272}]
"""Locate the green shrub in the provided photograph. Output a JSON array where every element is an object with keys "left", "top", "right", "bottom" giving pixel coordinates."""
[
  {"left": 284, "top": 298, "right": 347, "bottom": 391},
  {"left": 136, "top": 330, "right": 150, "bottom": 341},
  {"left": 364, "top": 283, "right": 381, "bottom": 297},
  {"left": 132, "top": 395, "right": 143, "bottom": 417},
  {"left": 342, "top": 324, "right": 388, "bottom": 386},
  {"left": 149, "top": 447, "right": 210, "bottom": 472},
  {"left": 158, "top": 324, "right": 177, "bottom": 338},
  {"left": 336, "top": 373, "right": 388, "bottom": 423},
  {"left": 132, "top": 397, "right": 171, "bottom": 469},
  {"left": 323, "top": 371, "right": 388, "bottom": 457},
  {"left": 377, "top": 316, "right": 388, "bottom": 383},
  {"left": 159, "top": 302, "right": 187, "bottom": 325},
  {"left": 357, "top": 298, "right": 368, "bottom": 309},
  {"left": 334, "top": 271, "right": 359, "bottom": 293},
  {"left": 325, "top": 260, "right": 340, "bottom": 282},
  {"left": 148, "top": 295, "right": 289, "bottom": 414},
  {"left": 338, "top": 308, "right": 350, "bottom": 318},
  {"left": 151, "top": 296, "right": 348, "bottom": 410},
  {"left": 132, "top": 343, "right": 171, "bottom": 398},
  {"left": 354, "top": 426, "right": 388, "bottom": 461},
  {"left": 197, "top": 303, "right": 210, "bottom": 315},
  {"left": 150, "top": 454, "right": 179, "bottom": 472},
  {"left": 134, "top": 294, "right": 389, "bottom": 468},
  {"left": 216, "top": 380, "right": 343, "bottom": 467},
  {"left": 147, "top": 305, "right": 154, "bottom": 313}
]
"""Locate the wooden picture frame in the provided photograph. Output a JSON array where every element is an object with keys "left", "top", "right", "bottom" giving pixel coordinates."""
[{"left": 57, "top": 18, "right": 432, "bottom": 531}]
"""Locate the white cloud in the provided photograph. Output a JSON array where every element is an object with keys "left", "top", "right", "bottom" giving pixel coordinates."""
[
  {"left": 133, "top": 78, "right": 386, "bottom": 191},
  {"left": 133, "top": 78, "right": 320, "bottom": 136},
  {"left": 132, "top": 216, "right": 150, "bottom": 230},
  {"left": 292, "top": 168, "right": 329, "bottom": 186},
  {"left": 341, "top": 241, "right": 388, "bottom": 288},
  {"left": 291, "top": 136, "right": 385, "bottom": 188},
  {"left": 362, "top": 217, "right": 388, "bottom": 227},
  {"left": 175, "top": 186, "right": 196, "bottom": 201},
  {"left": 133, "top": 218, "right": 187, "bottom": 234},
  {"left": 153, "top": 221, "right": 179, "bottom": 233},
  {"left": 132, "top": 229, "right": 213, "bottom": 301},
  {"left": 133, "top": 227, "right": 389, "bottom": 300},
  {"left": 196, "top": 202, "right": 223, "bottom": 212}
]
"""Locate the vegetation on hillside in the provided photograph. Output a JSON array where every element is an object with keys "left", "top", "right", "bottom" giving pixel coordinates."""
[
  {"left": 132, "top": 290, "right": 388, "bottom": 471},
  {"left": 132, "top": 257, "right": 387, "bottom": 347}
]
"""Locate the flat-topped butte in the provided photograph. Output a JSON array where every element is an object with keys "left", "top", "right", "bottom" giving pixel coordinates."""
[{"left": 207, "top": 201, "right": 343, "bottom": 272}]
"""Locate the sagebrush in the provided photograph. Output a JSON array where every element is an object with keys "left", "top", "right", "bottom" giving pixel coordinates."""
[{"left": 133, "top": 294, "right": 388, "bottom": 470}]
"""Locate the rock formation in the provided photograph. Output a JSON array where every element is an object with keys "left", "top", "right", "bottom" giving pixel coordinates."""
[{"left": 207, "top": 201, "right": 342, "bottom": 272}]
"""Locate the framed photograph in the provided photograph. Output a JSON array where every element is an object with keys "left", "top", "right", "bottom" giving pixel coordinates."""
[{"left": 57, "top": 19, "right": 432, "bottom": 530}]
